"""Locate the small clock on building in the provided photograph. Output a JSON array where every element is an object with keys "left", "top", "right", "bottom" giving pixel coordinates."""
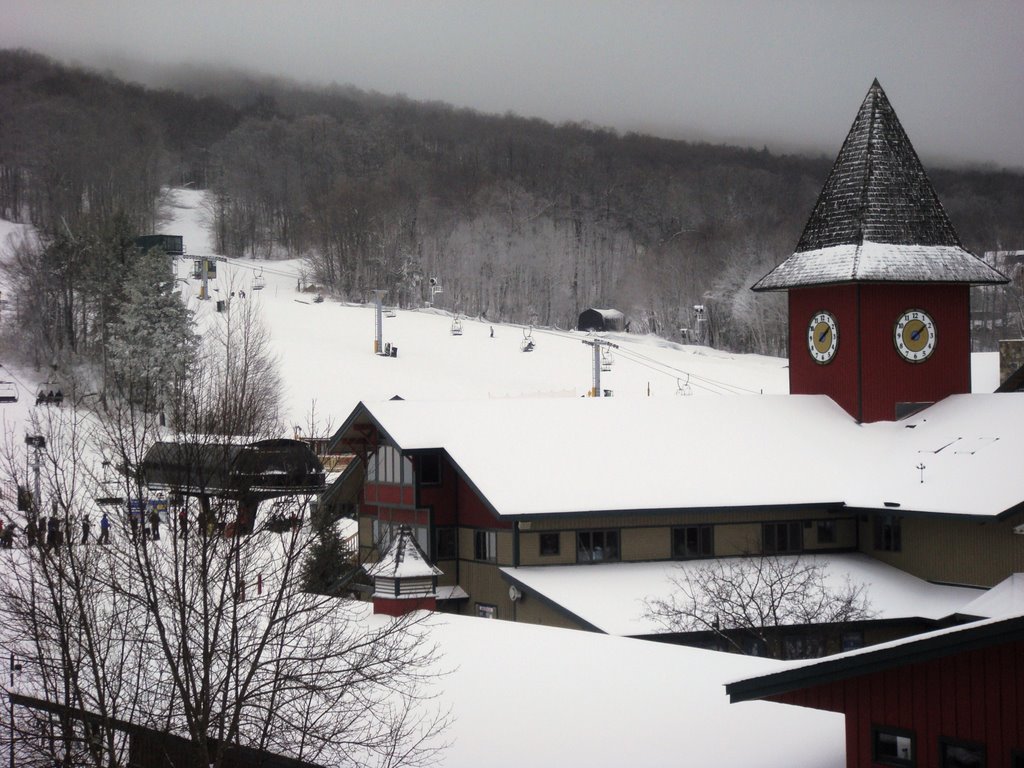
[
  {"left": 808, "top": 311, "right": 839, "bottom": 364},
  {"left": 894, "top": 309, "right": 936, "bottom": 362}
]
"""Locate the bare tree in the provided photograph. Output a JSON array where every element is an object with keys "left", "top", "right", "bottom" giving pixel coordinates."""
[
  {"left": 0, "top": 301, "right": 448, "bottom": 767},
  {"left": 644, "top": 554, "right": 874, "bottom": 658}
]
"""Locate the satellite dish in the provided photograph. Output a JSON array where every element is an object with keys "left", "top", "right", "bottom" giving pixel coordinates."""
[{"left": 508, "top": 585, "right": 522, "bottom": 602}]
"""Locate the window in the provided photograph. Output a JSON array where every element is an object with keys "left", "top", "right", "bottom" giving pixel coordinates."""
[
  {"left": 783, "top": 634, "right": 824, "bottom": 660},
  {"left": 577, "top": 530, "right": 619, "bottom": 562},
  {"left": 940, "top": 739, "right": 985, "bottom": 768},
  {"left": 367, "top": 445, "right": 414, "bottom": 485},
  {"left": 763, "top": 521, "right": 802, "bottom": 554},
  {"left": 873, "top": 726, "right": 915, "bottom": 767},
  {"left": 672, "top": 525, "right": 713, "bottom": 558},
  {"left": 816, "top": 519, "right": 836, "bottom": 544},
  {"left": 874, "top": 515, "right": 902, "bottom": 552},
  {"left": 474, "top": 529, "right": 496, "bottom": 562},
  {"left": 475, "top": 603, "right": 497, "bottom": 619},
  {"left": 435, "top": 527, "right": 457, "bottom": 560},
  {"left": 841, "top": 631, "right": 864, "bottom": 651},
  {"left": 539, "top": 532, "right": 560, "bottom": 556},
  {"left": 418, "top": 454, "right": 441, "bottom": 485}
]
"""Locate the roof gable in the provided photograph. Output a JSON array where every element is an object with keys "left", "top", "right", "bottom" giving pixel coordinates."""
[{"left": 753, "top": 81, "right": 1006, "bottom": 290}]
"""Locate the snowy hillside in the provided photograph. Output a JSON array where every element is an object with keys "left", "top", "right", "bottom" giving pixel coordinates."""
[{"left": 162, "top": 188, "right": 789, "bottom": 429}]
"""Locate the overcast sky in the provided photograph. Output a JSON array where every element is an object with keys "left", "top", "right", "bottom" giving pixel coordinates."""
[{"left": 4, "top": 0, "right": 1023, "bottom": 168}]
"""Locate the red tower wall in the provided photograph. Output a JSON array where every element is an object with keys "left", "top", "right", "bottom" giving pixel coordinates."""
[{"left": 789, "top": 284, "right": 971, "bottom": 422}]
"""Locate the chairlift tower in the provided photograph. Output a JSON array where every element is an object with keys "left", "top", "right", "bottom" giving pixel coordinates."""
[
  {"left": 582, "top": 338, "right": 618, "bottom": 397},
  {"left": 372, "top": 290, "right": 386, "bottom": 353}
]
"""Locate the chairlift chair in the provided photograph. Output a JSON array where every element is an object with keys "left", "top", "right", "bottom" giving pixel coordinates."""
[
  {"left": 676, "top": 375, "right": 693, "bottom": 396},
  {"left": 0, "top": 381, "right": 18, "bottom": 403},
  {"left": 252, "top": 268, "right": 266, "bottom": 291},
  {"left": 600, "top": 349, "right": 613, "bottom": 372},
  {"left": 521, "top": 327, "right": 536, "bottom": 352},
  {"left": 450, "top": 317, "right": 463, "bottom": 336},
  {"left": 385, "top": 306, "right": 397, "bottom": 318}
]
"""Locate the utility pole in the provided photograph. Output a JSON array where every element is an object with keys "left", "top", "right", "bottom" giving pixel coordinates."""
[{"left": 582, "top": 339, "right": 618, "bottom": 397}]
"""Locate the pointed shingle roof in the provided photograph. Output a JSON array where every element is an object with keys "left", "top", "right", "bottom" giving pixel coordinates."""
[
  {"left": 753, "top": 80, "right": 1007, "bottom": 291},
  {"left": 368, "top": 525, "right": 442, "bottom": 580}
]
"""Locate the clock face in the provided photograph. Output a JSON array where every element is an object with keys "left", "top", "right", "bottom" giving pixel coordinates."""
[
  {"left": 894, "top": 309, "right": 937, "bottom": 362},
  {"left": 807, "top": 311, "right": 839, "bottom": 364}
]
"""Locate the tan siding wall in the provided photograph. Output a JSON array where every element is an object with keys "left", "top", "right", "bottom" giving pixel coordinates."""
[
  {"left": 859, "top": 512, "right": 1024, "bottom": 587},
  {"left": 513, "top": 595, "right": 588, "bottom": 630},
  {"left": 496, "top": 531, "right": 514, "bottom": 565},
  {"left": 359, "top": 517, "right": 377, "bottom": 560},
  {"left": 714, "top": 523, "right": 762, "bottom": 556},
  {"left": 459, "top": 561, "right": 515, "bottom": 620},
  {"left": 622, "top": 526, "right": 671, "bottom": 560}
]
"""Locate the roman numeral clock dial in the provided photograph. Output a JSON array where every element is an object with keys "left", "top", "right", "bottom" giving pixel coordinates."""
[
  {"left": 808, "top": 311, "right": 838, "bottom": 364},
  {"left": 894, "top": 309, "right": 936, "bottom": 363}
]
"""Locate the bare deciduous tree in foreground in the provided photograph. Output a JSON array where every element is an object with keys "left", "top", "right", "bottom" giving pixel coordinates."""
[{"left": 0, "top": 296, "right": 448, "bottom": 767}]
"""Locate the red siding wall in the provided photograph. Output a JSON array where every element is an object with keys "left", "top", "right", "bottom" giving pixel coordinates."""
[
  {"left": 789, "top": 284, "right": 970, "bottom": 422},
  {"left": 771, "top": 639, "right": 1024, "bottom": 768},
  {"left": 418, "top": 456, "right": 458, "bottom": 525}
]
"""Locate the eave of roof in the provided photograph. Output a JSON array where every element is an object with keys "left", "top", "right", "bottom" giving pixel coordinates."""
[{"left": 726, "top": 613, "right": 1024, "bottom": 703}]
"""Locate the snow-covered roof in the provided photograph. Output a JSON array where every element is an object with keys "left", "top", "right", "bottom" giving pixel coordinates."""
[
  {"left": 368, "top": 525, "right": 442, "bottom": 581},
  {"left": 501, "top": 554, "right": 983, "bottom": 636},
  {"left": 958, "top": 573, "right": 1024, "bottom": 619},
  {"left": 753, "top": 80, "right": 1006, "bottom": 291},
  {"left": 345, "top": 391, "right": 1024, "bottom": 519},
  {"left": 418, "top": 610, "right": 844, "bottom": 768},
  {"left": 752, "top": 241, "right": 1004, "bottom": 290}
]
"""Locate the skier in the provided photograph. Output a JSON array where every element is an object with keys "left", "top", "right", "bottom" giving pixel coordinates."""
[
  {"left": 99, "top": 512, "right": 110, "bottom": 545},
  {"left": 178, "top": 508, "right": 188, "bottom": 538},
  {"left": 81, "top": 514, "right": 91, "bottom": 544},
  {"left": 149, "top": 507, "right": 161, "bottom": 541}
]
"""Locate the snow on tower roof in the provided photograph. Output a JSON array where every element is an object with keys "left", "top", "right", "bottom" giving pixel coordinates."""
[
  {"left": 753, "top": 80, "right": 1007, "bottom": 290},
  {"left": 368, "top": 524, "right": 442, "bottom": 580}
]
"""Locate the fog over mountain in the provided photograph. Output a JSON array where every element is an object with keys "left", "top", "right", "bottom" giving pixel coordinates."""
[{"left": 4, "top": 0, "right": 1024, "bottom": 169}]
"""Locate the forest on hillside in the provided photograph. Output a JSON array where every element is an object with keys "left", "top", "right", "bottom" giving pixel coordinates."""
[{"left": 2, "top": 48, "right": 1023, "bottom": 362}]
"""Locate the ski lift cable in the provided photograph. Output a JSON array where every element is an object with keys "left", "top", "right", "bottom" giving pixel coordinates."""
[
  {"left": 612, "top": 345, "right": 762, "bottom": 395},
  {"left": 610, "top": 346, "right": 755, "bottom": 395},
  {"left": 529, "top": 325, "right": 759, "bottom": 395}
]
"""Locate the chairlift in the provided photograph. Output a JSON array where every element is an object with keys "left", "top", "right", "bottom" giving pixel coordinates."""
[
  {"left": 450, "top": 317, "right": 463, "bottom": 336},
  {"left": 252, "top": 268, "right": 266, "bottom": 291},
  {"left": 0, "top": 381, "right": 18, "bottom": 403},
  {"left": 676, "top": 375, "right": 693, "bottom": 396},
  {"left": 521, "top": 327, "right": 536, "bottom": 353},
  {"left": 600, "top": 348, "right": 613, "bottom": 372},
  {"left": 385, "top": 306, "right": 397, "bottom": 318}
]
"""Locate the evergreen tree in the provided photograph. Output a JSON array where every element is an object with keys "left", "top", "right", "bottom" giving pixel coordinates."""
[{"left": 105, "top": 246, "right": 197, "bottom": 409}]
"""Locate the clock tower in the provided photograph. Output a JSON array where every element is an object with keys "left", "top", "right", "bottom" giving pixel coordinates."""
[{"left": 753, "top": 80, "right": 1007, "bottom": 422}]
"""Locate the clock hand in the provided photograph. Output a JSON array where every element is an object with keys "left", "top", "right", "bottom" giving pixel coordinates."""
[
  {"left": 911, "top": 328, "right": 922, "bottom": 341},
  {"left": 818, "top": 328, "right": 830, "bottom": 343}
]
